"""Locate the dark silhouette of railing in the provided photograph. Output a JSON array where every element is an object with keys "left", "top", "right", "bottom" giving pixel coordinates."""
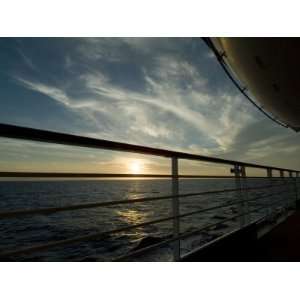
[{"left": 0, "top": 123, "right": 299, "bottom": 261}]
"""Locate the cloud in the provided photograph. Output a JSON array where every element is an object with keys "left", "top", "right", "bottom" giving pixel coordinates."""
[
  {"left": 16, "top": 77, "right": 71, "bottom": 106},
  {"left": 8, "top": 37, "right": 300, "bottom": 172},
  {"left": 17, "top": 48, "right": 38, "bottom": 72},
  {"left": 15, "top": 62, "right": 248, "bottom": 154},
  {"left": 219, "top": 116, "right": 300, "bottom": 169}
]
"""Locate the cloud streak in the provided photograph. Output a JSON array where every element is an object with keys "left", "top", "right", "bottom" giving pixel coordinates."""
[
  {"left": 2, "top": 37, "right": 299, "bottom": 172},
  {"left": 15, "top": 49, "right": 253, "bottom": 156}
]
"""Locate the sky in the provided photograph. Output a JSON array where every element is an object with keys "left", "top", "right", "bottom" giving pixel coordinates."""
[{"left": 0, "top": 37, "right": 300, "bottom": 175}]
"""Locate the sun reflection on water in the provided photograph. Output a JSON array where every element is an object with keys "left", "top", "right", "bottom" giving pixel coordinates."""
[
  {"left": 117, "top": 209, "right": 148, "bottom": 225},
  {"left": 116, "top": 207, "right": 152, "bottom": 238},
  {"left": 114, "top": 181, "right": 155, "bottom": 239}
]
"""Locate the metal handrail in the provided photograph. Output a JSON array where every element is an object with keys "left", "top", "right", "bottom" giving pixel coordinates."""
[
  {"left": 113, "top": 193, "right": 292, "bottom": 261},
  {"left": 0, "top": 122, "right": 299, "bottom": 261},
  {"left": 0, "top": 183, "right": 289, "bottom": 220},
  {"left": 0, "top": 123, "right": 299, "bottom": 173},
  {"left": 0, "top": 172, "right": 298, "bottom": 178},
  {"left": 113, "top": 214, "right": 265, "bottom": 262},
  {"left": 0, "top": 188, "right": 290, "bottom": 259}
]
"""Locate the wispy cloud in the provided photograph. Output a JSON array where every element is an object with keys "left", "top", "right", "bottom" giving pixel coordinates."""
[
  {"left": 16, "top": 48, "right": 38, "bottom": 72},
  {"left": 15, "top": 60, "right": 250, "bottom": 155},
  {"left": 5, "top": 37, "right": 299, "bottom": 171}
]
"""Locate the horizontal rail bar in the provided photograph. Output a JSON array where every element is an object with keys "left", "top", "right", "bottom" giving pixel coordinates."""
[
  {"left": 0, "top": 213, "right": 177, "bottom": 258},
  {"left": 89, "top": 215, "right": 266, "bottom": 262},
  {"left": 114, "top": 195, "right": 292, "bottom": 261},
  {"left": 114, "top": 210, "right": 269, "bottom": 261},
  {"left": 0, "top": 172, "right": 298, "bottom": 179},
  {"left": 0, "top": 187, "right": 290, "bottom": 258},
  {"left": 177, "top": 189, "right": 290, "bottom": 220},
  {"left": 0, "top": 184, "right": 289, "bottom": 219},
  {"left": 0, "top": 123, "right": 298, "bottom": 172}
]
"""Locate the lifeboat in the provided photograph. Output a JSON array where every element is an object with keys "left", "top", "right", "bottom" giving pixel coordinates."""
[{"left": 208, "top": 38, "right": 300, "bottom": 131}]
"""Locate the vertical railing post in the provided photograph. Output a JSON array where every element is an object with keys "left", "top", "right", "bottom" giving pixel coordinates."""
[
  {"left": 267, "top": 168, "right": 273, "bottom": 217},
  {"left": 280, "top": 170, "right": 288, "bottom": 211},
  {"left": 287, "top": 171, "right": 291, "bottom": 209},
  {"left": 241, "top": 166, "right": 250, "bottom": 223},
  {"left": 296, "top": 172, "right": 299, "bottom": 206},
  {"left": 171, "top": 157, "right": 180, "bottom": 261},
  {"left": 289, "top": 171, "right": 297, "bottom": 210},
  {"left": 231, "top": 164, "right": 245, "bottom": 228},
  {"left": 295, "top": 172, "right": 299, "bottom": 201}
]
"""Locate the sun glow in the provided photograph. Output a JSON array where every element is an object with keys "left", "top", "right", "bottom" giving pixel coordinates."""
[{"left": 128, "top": 160, "right": 143, "bottom": 174}]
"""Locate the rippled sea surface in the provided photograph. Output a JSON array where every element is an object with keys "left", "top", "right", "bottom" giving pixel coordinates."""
[{"left": 0, "top": 178, "right": 293, "bottom": 261}]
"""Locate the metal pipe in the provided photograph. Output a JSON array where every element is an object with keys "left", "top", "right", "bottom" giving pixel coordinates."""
[
  {"left": 241, "top": 166, "right": 250, "bottom": 223},
  {"left": 171, "top": 157, "right": 180, "bottom": 261},
  {"left": 0, "top": 123, "right": 298, "bottom": 172},
  {"left": 0, "top": 183, "right": 289, "bottom": 220},
  {"left": 0, "top": 172, "right": 291, "bottom": 178},
  {"left": 0, "top": 189, "right": 287, "bottom": 259},
  {"left": 296, "top": 172, "right": 299, "bottom": 203},
  {"left": 231, "top": 164, "right": 245, "bottom": 227},
  {"left": 267, "top": 168, "right": 273, "bottom": 217},
  {"left": 114, "top": 200, "right": 282, "bottom": 262}
]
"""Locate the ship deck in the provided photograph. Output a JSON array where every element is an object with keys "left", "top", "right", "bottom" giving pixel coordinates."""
[
  {"left": 254, "top": 211, "right": 300, "bottom": 261},
  {"left": 182, "top": 210, "right": 300, "bottom": 262}
]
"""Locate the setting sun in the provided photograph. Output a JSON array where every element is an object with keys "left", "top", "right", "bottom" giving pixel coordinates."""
[{"left": 129, "top": 160, "right": 143, "bottom": 174}]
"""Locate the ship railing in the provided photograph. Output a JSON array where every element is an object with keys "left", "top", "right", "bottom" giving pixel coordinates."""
[{"left": 0, "top": 123, "right": 299, "bottom": 261}]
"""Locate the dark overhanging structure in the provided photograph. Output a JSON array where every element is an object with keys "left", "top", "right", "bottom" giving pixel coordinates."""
[{"left": 204, "top": 37, "right": 300, "bottom": 132}]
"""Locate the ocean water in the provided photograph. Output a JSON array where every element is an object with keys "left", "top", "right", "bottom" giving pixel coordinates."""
[{"left": 0, "top": 178, "right": 293, "bottom": 261}]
